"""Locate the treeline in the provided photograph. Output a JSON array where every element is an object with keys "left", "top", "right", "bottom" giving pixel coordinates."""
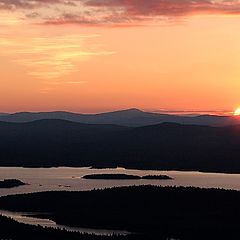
[
  {"left": 0, "top": 215, "right": 155, "bottom": 240},
  {"left": 0, "top": 215, "right": 166, "bottom": 240}
]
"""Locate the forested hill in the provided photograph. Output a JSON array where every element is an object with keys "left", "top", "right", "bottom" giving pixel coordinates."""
[{"left": 0, "top": 120, "right": 240, "bottom": 173}]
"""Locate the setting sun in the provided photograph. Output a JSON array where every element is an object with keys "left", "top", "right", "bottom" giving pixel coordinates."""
[{"left": 234, "top": 108, "right": 240, "bottom": 116}]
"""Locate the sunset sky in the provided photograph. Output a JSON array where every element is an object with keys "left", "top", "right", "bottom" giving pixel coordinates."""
[{"left": 1, "top": 0, "right": 240, "bottom": 114}]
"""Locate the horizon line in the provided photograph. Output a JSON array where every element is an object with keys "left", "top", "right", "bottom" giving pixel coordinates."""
[{"left": 0, "top": 108, "right": 235, "bottom": 116}]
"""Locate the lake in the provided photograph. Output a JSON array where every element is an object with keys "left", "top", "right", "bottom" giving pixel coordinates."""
[
  {"left": 1, "top": 167, "right": 240, "bottom": 197},
  {"left": 1, "top": 167, "right": 240, "bottom": 236}
]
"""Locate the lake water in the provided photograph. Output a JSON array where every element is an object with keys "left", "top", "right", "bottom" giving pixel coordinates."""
[
  {"left": 1, "top": 167, "right": 240, "bottom": 197},
  {"left": 1, "top": 167, "right": 240, "bottom": 236}
]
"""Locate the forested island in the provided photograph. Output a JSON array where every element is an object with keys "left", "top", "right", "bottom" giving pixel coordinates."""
[
  {"left": 0, "top": 215, "right": 150, "bottom": 240},
  {"left": 0, "top": 179, "right": 26, "bottom": 188}
]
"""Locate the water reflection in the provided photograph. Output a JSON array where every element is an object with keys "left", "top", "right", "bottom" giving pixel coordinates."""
[{"left": 0, "top": 167, "right": 240, "bottom": 198}]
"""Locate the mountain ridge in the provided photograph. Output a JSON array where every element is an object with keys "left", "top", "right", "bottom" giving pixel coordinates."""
[
  {"left": 0, "top": 108, "right": 238, "bottom": 127},
  {"left": 0, "top": 119, "right": 239, "bottom": 172}
]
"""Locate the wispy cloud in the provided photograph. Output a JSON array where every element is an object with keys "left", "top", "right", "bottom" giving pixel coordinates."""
[
  {"left": 39, "top": 80, "right": 87, "bottom": 93},
  {"left": 0, "top": 0, "right": 75, "bottom": 10},
  {"left": 0, "top": 34, "right": 115, "bottom": 79},
  {"left": 46, "top": 80, "right": 87, "bottom": 85},
  {"left": 2, "top": 0, "right": 240, "bottom": 26},
  {"left": 151, "top": 108, "right": 233, "bottom": 116}
]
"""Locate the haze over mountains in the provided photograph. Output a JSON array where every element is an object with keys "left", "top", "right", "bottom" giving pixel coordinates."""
[{"left": 0, "top": 108, "right": 239, "bottom": 127}]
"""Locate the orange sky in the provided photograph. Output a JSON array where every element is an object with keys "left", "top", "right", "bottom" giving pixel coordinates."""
[{"left": 1, "top": 1, "right": 240, "bottom": 114}]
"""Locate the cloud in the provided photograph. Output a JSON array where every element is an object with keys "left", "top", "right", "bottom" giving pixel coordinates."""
[
  {"left": 153, "top": 108, "right": 233, "bottom": 116},
  {"left": 84, "top": 0, "right": 240, "bottom": 16},
  {"left": 43, "top": 12, "right": 143, "bottom": 26},
  {"left": 0, "top": 0, "right": 74, "bottom": 10},
  {"left": 2, "top": 0, "right": 240, "bottom": 26},
  {"left": 85, "top": 0, "right": 240, "bottom": 19},
  {"left": 0, "top": 34, "right": 115, "bottom": 79},
  {"left": 46, "top": 0, "right": 240, "bottom": 26}
]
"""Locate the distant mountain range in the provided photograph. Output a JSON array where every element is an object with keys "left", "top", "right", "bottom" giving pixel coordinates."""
[
  {"left": 0, "top": 119, "right": 240, "bottom": 173},
  {"left": 0, "top": 108, "right": 239, "bottom": 127}
]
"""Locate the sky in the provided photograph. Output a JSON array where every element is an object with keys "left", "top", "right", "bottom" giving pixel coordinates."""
[{"left": 1, "top": 0, "right": 240, "bottom": 114}]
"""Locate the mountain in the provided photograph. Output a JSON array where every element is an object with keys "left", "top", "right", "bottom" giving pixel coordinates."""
[
  {"left": 0, "top": 120, "right": 240, "bottom": 173},
  {"left": 0, "top": 108, "right": 239, "bottom": 127}
]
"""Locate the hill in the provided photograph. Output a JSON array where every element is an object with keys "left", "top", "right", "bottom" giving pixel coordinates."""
[{"left": 0, "top": 120, "right": 240, "bottom": 172}]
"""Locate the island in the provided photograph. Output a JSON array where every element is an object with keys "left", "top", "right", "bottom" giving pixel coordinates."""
[
  {"left": 82, "top": 174, "right": 141, "bottom": 180},
  {"left": 82, "top": 174, "right": 172, "bottom": 180},
  {"left": 142, "top": 175, "right": 173, "bottom": 180},
  {"left": 0, "top": 179, "right": 26, "bottom": 188}
]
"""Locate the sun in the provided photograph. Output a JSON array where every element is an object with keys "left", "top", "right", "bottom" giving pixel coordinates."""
[{"left": 234, "top": 108, "right": 240, "bottom": 116}]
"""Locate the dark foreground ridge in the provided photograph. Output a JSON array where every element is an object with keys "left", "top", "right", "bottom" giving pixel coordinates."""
[
  {"left": 0, "top": 179, "right": 26, "bottom": 188},
  {"left": 1, "top": 186, "right": 240, "bottom": 239},
  {"left": 0, "top": 215, "right": 150, "bottom": 240},
  {"left": 82, "top": 174, "right": 172, "bottom": 180},
  {"left": 1, "top": 120, "right": 240, "bottom": 173}
]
